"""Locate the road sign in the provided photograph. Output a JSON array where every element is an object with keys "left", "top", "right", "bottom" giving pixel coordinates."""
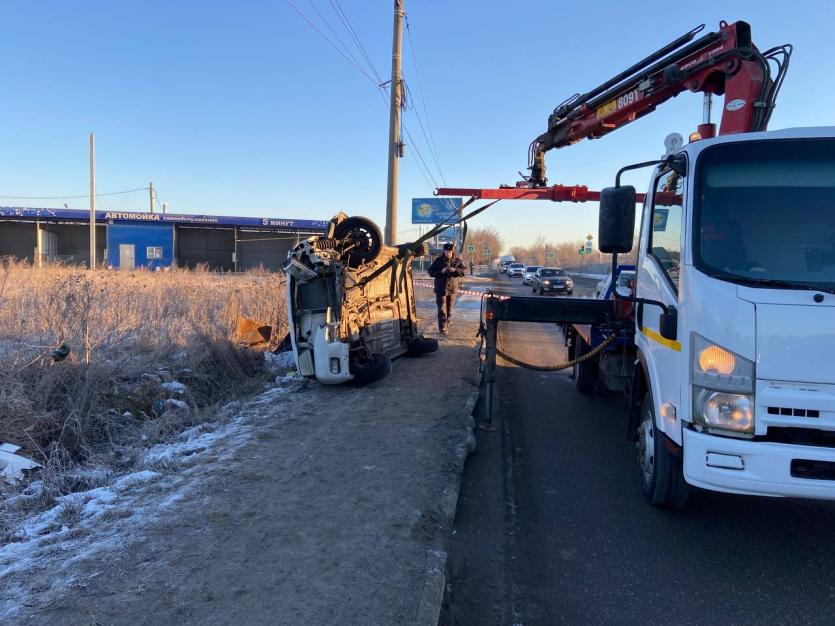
[
  {"left": 411, "top": 197, "right": 462, "bottom": 224},
  {"left": 577, "top": 248, "right": 585, "bottom": 255},
  {"left": 547, "top": 251, "right": 555, "bottom": 258},
  {"left": 467, "top": 244, "right": 475, "bottom": 253},
  {"left": 483, "top": 248, "right": 491, "bottom": 256},
  {"left": 584, "top": 240, "right": 593, "bottom": 254}
]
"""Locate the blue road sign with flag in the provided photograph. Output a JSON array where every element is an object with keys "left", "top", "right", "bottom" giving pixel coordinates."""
[{"left": 411, "top": 197, "right": 462, "bottom": 224}]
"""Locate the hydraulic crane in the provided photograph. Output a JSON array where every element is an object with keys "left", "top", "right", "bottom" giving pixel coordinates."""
[{"left": 436, "top": 20, "right": 791, "bottom": 201}]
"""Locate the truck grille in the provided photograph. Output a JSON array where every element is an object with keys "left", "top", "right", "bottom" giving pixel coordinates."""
[{"left": 767, "top": 406, "right": 820, "bottom": 418}]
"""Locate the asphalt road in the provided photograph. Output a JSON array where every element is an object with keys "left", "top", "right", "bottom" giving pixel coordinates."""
[{"left": 441, "top": 274, "right": 835, "bottom": 626}]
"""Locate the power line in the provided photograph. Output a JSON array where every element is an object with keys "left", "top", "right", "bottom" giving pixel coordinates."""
[
  {"left": 285, "top": 0, "right": 378, "bottom": 85},
  {"left": 404, "top": 16, "right": 445, "bottom": 185},
  {"left": 0, "top": 186, "right": 150, "bottom": 200},
  {"left": 287, "top": 0, "right": 440, "bottom": 192},
  {"left": 305, "top": 0, "right": 368, "bottom": 76},
  {"left": 404, "top": 82, "right": 445, "bottom": 186},
  {"left": 328, "top": 0, "right": 384, "bottom": 84}
]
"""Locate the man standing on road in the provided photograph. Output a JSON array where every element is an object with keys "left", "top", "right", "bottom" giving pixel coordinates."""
[{"left": 428, "top": 243, "right": 465, "bottom": 335}]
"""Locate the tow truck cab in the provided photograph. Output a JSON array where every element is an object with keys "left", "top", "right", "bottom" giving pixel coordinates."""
[{"left": 622, "top": 127, "right": 835, "bottom": 504}]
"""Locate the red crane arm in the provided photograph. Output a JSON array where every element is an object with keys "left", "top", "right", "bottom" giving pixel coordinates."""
[{"left": 435, "top": 20, "right": 790, "bottom": 204}]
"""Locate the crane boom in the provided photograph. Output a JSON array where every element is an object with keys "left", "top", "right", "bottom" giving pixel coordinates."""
[{"left": 524, "top": 20, "right": 790, "bottom": 187}]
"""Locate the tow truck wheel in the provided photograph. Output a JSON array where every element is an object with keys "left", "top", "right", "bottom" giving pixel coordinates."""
[
  {"left": 573, "top": 336, "right": 598, "bottom": 395},
  {"left": 638, "top": 391, "right": 690, "bottom": 509}
]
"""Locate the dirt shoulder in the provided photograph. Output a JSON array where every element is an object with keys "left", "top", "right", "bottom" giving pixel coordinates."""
[{"left": 13, "top": 306, "right": 479, "bottom": 625}]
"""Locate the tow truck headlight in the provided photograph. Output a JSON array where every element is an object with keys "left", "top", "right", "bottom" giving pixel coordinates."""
[
  {"left": 691, "top": 334, "right": 755, "bottom": 435},
  {"left": 693, "top": 390, "right": 753, "bottom": 434}
]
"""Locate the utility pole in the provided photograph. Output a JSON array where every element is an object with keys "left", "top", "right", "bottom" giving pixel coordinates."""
[
  {"left": 89, "top": 132, "right": 96, "bottom": 270},
  {"left": 384, "top": 0, "right": 404, "bottom": 246},
  {"left": 149, "top": 180, "right": 155, "bottom": 213}
]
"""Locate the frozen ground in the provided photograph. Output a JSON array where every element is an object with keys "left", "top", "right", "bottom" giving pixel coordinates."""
[{"left": 1, "top": 294, "right": 479, "bottom": 625}]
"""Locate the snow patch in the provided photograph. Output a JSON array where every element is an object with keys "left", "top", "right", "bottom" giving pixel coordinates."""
[{"left": 161, "top": 381, "right": 187, "bottom": 394}]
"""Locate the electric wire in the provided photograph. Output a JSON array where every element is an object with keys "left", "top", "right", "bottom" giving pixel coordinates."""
[
  {"left": 404, "top": 15, "right": 445, "bottom": 185},
  {"left": 287, "top": 0, "right": 441, "bottom": 192},
  {"left": 328, "top": 0, "right": 384, "bottom": 84},
  {"left": 403, "top": 81, "right": 445, "bottom": 186},
  {"left": 285, "top": 0, "right": 378, "bottom": 84},
  {"left": 0, "top": 187, "right": 150, "bottom": 200},
  {"left": 304, "top": 0, "right": 369, "bottom": 77}
]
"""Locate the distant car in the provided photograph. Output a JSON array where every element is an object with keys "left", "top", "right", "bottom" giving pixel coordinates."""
[
  {"left": 507, "top": 262, "right": 525, "bottom": 277},
  {"left": 531, "top": 267, "right": 573, "bottom": 295},
  {"left": 522, "top": 266, "right": 542, "bottom": 285},
  {"left": 500, "top": 260, "right": 514, "bottom": 274},
  {"left": 595, "top": 269, "right": 636, "bottom": 299}
]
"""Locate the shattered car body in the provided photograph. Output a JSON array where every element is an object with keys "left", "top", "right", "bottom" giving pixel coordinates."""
[{"left": 284, "top": 213, "right": 437, "bottom": 385}]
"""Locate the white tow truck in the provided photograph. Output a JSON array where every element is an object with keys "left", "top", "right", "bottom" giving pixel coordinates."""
[
  {"left": 604, "top": 126, "right": 835, "bottom": 507},
  {"left": 441, "top": 20, "right": 835, "bottom": 508}
]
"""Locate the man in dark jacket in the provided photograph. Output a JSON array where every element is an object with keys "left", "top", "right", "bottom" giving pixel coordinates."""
[{"left": 428, "top": 243, "right": 466, "bottom": 334}]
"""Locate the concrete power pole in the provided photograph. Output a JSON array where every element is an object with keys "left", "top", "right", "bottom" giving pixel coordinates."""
[
  {"left": 384, "top": 0, "right": 404, "bottom": 246},
  {"left": 89, "top": 132, "right": 96, "bottom": 270},
  {"left": 149, "top": 180, "right": 155, "bottom": 213}
]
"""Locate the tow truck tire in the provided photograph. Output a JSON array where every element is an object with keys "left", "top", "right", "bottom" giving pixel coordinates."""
[
  {"left": 407, "top": 336, "right": 439, "bottom": 356},
  {"left": 638, "top": 391, "right": 690, "bottom": 509},
  {"left": 350, "top": 353, "right": 391, "bottom": 385},
  {"left": 574, "top": 336, "right": 598, "bottom": 395}
]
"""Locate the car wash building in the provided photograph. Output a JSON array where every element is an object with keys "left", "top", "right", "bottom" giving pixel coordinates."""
[{"left": 0, "top": 207, "right": 328, "bottom": 271}]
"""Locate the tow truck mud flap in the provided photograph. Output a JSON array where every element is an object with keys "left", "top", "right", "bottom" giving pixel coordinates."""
[{"left": 480, "top": 296, "right": 615, "bottom": 424}]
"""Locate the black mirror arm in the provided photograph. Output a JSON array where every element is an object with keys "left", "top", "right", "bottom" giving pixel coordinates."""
[
  {"left": 615, "top": 159, "right": 665, "bottom": 187},
  {"left": 612, "top": 291, "right": 672, "bottom": 316}
]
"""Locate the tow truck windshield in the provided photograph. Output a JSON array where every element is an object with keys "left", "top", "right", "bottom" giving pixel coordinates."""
[{"left": 694, "top": 139, "right": 835, "bottom": 292}]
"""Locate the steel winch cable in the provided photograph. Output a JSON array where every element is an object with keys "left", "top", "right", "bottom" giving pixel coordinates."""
[{"left": 494, "top": 324, "right": 617, "bottom": 372}]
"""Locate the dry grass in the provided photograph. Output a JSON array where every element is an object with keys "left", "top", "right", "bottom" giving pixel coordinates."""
[{"left": 0, "top": 260, "right": 288, "bottom": 539}]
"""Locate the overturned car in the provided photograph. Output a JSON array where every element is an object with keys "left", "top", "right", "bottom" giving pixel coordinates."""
[{"left": 283, "top": 213, "right": 438, "bottom": 385}]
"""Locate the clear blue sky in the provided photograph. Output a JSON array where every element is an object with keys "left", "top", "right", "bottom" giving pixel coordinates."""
[{"left": 2, "top": 0, "right": 833, "bottom": 252}]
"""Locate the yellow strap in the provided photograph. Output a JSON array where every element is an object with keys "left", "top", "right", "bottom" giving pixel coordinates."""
[{"left": 641, "top": 326, "right": 682, "bottom": 352}]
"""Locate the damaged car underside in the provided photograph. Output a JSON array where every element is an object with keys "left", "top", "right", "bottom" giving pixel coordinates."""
[{"left": 284, "top": 213, "right": 438, "bottom": 385}]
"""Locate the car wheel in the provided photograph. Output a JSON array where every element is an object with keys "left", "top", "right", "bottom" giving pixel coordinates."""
[
  {"left": 638, "top": 391, "right": 690, "bottom": 509},
  {"left": 538, "top": 287, "right": 543, "bottom": 295},
  {"left": 333, "top": 216, "right": 383, "bottom": 268},
  {"left": 573, "top": 336, "right": 598, "bottom": 395},
  {"left": 407, "top": 336, "right": 439, "bottom": 356},
  {"left": 567, "top": 289, "right": 573, "bottom": 296},
  {"left": 350, "top": 353, "right": 391, "bottom": 385}
]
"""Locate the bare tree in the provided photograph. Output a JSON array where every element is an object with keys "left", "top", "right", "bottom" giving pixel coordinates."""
[{"left": 466, "top": 226, "right": 504, "bottom": 266}]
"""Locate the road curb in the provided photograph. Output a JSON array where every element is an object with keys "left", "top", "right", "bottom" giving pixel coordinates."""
[{"left": 415, "top": 345, "right": 481, "bottom": 626}]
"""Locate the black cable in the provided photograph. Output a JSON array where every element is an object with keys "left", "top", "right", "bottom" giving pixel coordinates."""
[
  {"left": 305, "top": 0, "right": 368, "bottom": 76},
  {"left": 404, "top": 16, "right": 446, "bottom": 186},
  {"left": 0, "top": 187, "right": 149, "bottom": 200}
]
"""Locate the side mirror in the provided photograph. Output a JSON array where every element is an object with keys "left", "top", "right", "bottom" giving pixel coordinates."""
[
  {"left": 598, "top": 186, "right": 636, "bottom": 253},
  {"left": 667, "top": 153, "right": 687, "bottom": 177},
  {"left": 660, "top": 305, "right": 678, "bottom": 341}
]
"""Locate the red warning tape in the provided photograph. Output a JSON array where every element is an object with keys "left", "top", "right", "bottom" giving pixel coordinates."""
[{"left": 413, "top": 280, "right": 510, "bottom": 300}]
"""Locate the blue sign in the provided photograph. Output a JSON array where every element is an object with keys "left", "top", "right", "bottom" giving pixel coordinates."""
[
  {"left": 0, "top": 206, "right": 329, "bottom": 231},
  {"left": 411, "top": 197, "right": 462, "bottom": 224},
  {"left": 653, "top": 208, "right": 670, "bottom": 232}
]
